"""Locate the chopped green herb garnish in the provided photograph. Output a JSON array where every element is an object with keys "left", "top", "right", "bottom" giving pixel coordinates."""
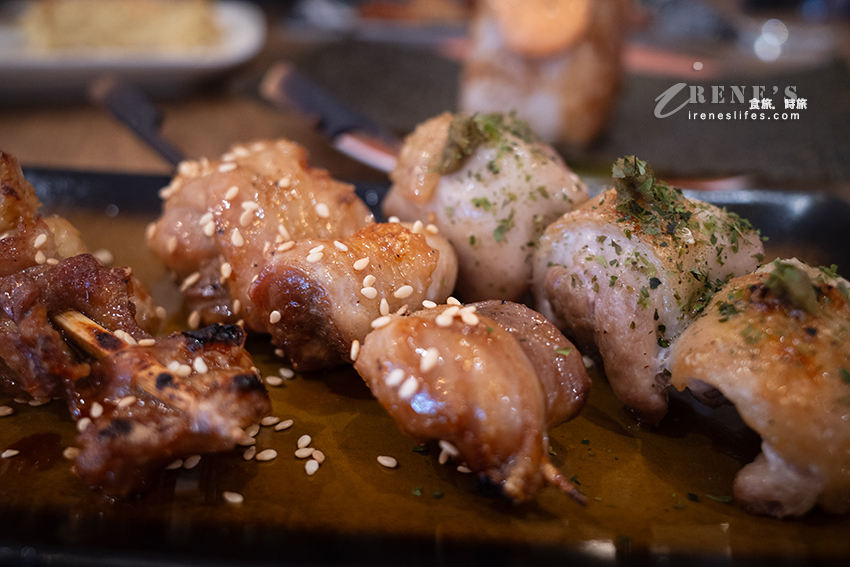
[
  {"left": 705, "top": 494, "right": 733, "bottom": 503},
  {"left": 412, "top": 446, "right": 428, "bottom": 454},
  {"left": 471, "top": 197, "right": 492, "bottom": 211},
  {"left": 431, "top": 491, "right": 444, "bottom": 499},
  {"left": 609, "top": 275, "right": 618, "bottom": 287},
  {"left": 765, "top": 259, "right": 819, "bottom": 315},
  {"left": 649, "top": 277, "right": 662, "bottom": 290},
  {"left": 555, "top": 347, "right": 573, "bottom": 357},
  {"left": 840, "top": 368, "right": 850, "bottom": 384},
  {"left": 580, "top": 439, "right": 590, "bottom": 445},
  {"left": 469, "top": 235, "right": 476, "bottom": 246},
  {"left": 493, "top": 209, "right": 516, "bottom": 243},
  {"left": 438, "top": 112, "right": 537, "bottom": 174},
  {"left": 412, "top": 487, "right": 423, "bottom": 497}
]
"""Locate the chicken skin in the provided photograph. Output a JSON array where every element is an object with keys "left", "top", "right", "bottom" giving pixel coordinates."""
[
  {"left": 354, "top": 300, "right": 589, "bottom": 502},
  {"left": 250, "top": 222, "right": 457, "bottom": 371},
  {"left": 668, "top": 259, "right": 850, "bottom": 517},
  {"left": 147, "top": 139, "right": 372, "bottom": 332},
  {"left": 534, "top": 157, "right": 764, "bottom": 422},
  {"left": 384, "top": 112, "right": 587, "bottom": 302}
]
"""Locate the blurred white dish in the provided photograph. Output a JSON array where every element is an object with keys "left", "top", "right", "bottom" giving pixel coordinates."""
[{"left": 0, "top": 0, "right": 266, "bottom": 99}]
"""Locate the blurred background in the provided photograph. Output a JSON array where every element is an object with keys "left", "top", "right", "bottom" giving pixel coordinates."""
[{"left": 0, "top": 0, "right": 848, "bottom": 189}]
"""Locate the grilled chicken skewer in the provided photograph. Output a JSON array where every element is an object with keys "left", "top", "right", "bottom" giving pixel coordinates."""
[
  {"left": 355, "top": 300, "right": 590, "bottom": 503},
  {"left": 533, "top": 157, "right": 764, "bottom": 422},
  {"left": 668, "top": 259, "right": 850, "bottom": 517}
]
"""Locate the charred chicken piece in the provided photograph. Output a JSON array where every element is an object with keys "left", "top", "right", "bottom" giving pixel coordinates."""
[
  {"left": 668, "top": 259, "right": 850, "bottom": 517},
  {"left": 384, "top": 112, "right": 587, "bottom": 302},
  {"left": 354, "top": 300, "right": 589, "bottom": 503},
  {"left": 58, "top": 313, "right": 270, "bottom": 496},
  {"left": 533, "top": 157, "right": 763, "bottom": 423},
  {"left": 147, "top": 139, "right": 372, "bottom": 332},
  {"left": 0, "top": 150, "right": 161, "bottom": 332},
  {"left": 250, "top": 222, "right": 457, "bottom": 371}
]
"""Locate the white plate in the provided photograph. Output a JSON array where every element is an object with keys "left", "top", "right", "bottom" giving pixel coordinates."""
[{"left": 0, "top": 0, "right": 266, "bottom": 98}]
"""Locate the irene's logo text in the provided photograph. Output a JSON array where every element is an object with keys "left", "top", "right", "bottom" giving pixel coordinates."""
[{"left": 655, "top": 83, "right": 805, "bottom": 120}]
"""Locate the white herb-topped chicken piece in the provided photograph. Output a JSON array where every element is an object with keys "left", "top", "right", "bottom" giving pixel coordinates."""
[
  {"left": 668, "top": 259, "right": 850, "bottom": 517},
  {"left": 384, "top": 112, "right": 587, "bottom": 302},
  {"left": 250, "top": 222, "right": 457, "bottom": 371},
  {"left": 354, "top": 300, "right": 590, "bottom": 503},
  {"left": 147, "top": 139, "right": 372, "bottom": 332},
  {"left": 533, "top": 157, "right": 764, "bottom": 422}
]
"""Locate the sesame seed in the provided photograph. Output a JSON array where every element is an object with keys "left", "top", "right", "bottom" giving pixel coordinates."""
[
  {"left": 380, "top": 298, "right": 389, "bottom": 316},
  {"left": 167, "top": 236, "right": 178, "bottom": 254},
  {"left": 363, "top": 275, "right": 376, "bottom": 287},
  {"left": 166, "top": 459, "right": 183, "bottom": 470},
  {"left": 274, "top": 349, "right": 285, "bottom": 357},
  {"left": 90, "top": 402, "right": 103, "bottom": 419},
  {"left": 277, "top": 224, "right": 291, "bottom": 241},
  {"left": 188, "top": 310, "right": 201, "bottom": 329},
  {"left": 360, "top": 287, "right": 378, "bottom": 299},
  {"left": 233, "top": 146, "right": 250, "bottom": 157},
  {"left": 77, "top": 417, "right": 91, "bottom": 432},
  {"left": 422, "top": 300, "right": 437, "bottom": 309},
  {"left": 279, "top": 367, "right": 295, "bottom": 379},
  {"left": 411, "top": 220, "right": 424, "bottom": 234},
  {"left": 218, "top": 163, "right": 237, "bottom": 173},
  {"left": 377, "top": 456, "right": 398, "bottom": 468},
  {"left": 305, "top": 459, "right": 320, "bottom": 475},
  {"left": 62, "top": 447, "right": 79, "bottom": 460},
  {"left": 183, "top": 455, "right": 201, "bottom": 469},
  {"left": 350, "top": 339, "right": 360, "bottom": 361},
  {"left": 146, "top": 222, "right": 157, "bottom": 240},
  {"left": 180, "top": 271, "right": 201, "bottom": 291},
  {"left": 457, "top": 465, "right": 472, "bottom": 474},
  {"left": 28, "top": 398, "right": 49, "bottom": 407},
  {"left": 275, "top": 419, "right": 294, "bottom": 431},
  {"left": 13, "top": 399, "right": 27, "bottom": 404},
  {"left": 118, "top": 396, "right": 136, "bottom": 408},
  {"left": 426, "top": 224, "right": 439, "bottom": 234},
  {"left": 436, "top": 306, "right": 460, "bottom": 327},
  {"left": 35, "top": 251, "right": 46, "bottom": 264},
  {"left": 394, "top": 285, "right": 414, "bottom": 299},
  {"left": 138, "top": 338, "right": 156, "bottom": 347},
  {"left": 245, "top": 424, "right": 260, "bottom": 438},
  {"left": 582, "top": 356, "right": 596, "bottom": 369},
  {"left": 315, "top": 203, "right": 330, "bottom": 218},
  {"left": 266, "top": 376, "right": 283, "bottom": 387},
  {"left": 261, "top": 416, "right": 280, "bottom": 426},
  {"left": 353, "top": 257, "right": 370, "bottom": 271},
  {"left": 223, "top": 491, "right": 244, "bottom": 505},
  {"left": 34, "top": 233, "right": 47, "bottom": 248},
  {"left": 0, "top": 406, "right": 13, "bottom": 417},
  {"left": 199, "top": 212, "right": 214, "bottom": 226},
  {"left": 309, "top": 244, "right": 325, "bottom": 254},
  {"left": 256, "top": 449, "right": 278, "bottom": 462},
  {"left": 220, "top": 262, "right": 233, "bottom": 280},
  {"left": 278, "top": 241, "right": 295, "bottom": 252},
  {"left": 193, "top": 358, "right": 209, "bottom": 374},
  {"left": 241, "top": 201, "right": 260, "bottom": 212},
  {"left": 334, "top": 241, "right": 348, "bottom": 252},
  {"left": 398, "top": 377, "right": 418, "bottom": 400},
  {"left": 231, "top": 230, "right": 245, "bottom": 247},
  {"left": 438, "top": 450, "right": 449, "bottom": 465},
  {"left": 420, "top": 348, "right": 440, "bottom": 372},
  {"left": 237, "top": 437, "right": 256, "bottom": 447},
  {"left": 46, "top": 258, "right": 59, "bottom": 266},
  {"left": 312, "top": 450, "right": 326, "bottom": 464},
  {"left": 221, "top": 152, "right": 235, "bottom": 162},
  {"left": 307, "top": 252, "right": 323, "bottom": 263},
  {"left": 176, "top": 364, "right": 192, "bottom": 377},
  {"left": 114, "top": 329, "right": 137, "bottom": 345},
  {"left": 371, "top": 316, "right": 391, "bottom": 329},
  {"left": 462, "top": 312, "right": 480, "bottom": 325},
  {"left": 388, "top": 216, "right": 400, "bottom": 223},
  {"left": 297, "top": 435, "right": 312, "bottom": 449},
  {"left": 243, "top": 446, "right": 257, "bottom": 461},
  {"left": 278, "top": 176, "right": 292, "bottom": 188},
  {"left": 385, "top": 368, "right": 405, "bottom": 387},
  {"left": 295, "top": 448, "right": 314, "bottom": 459},
  {"left": 167, "top": 361, "right": 180, "bottom": 372},
  {"left": 239, "top": 210, "right": 253, "bottom": 227},
  {"left": 439, "top": 440, "right": 460, "bottom": 457},
  {"left": 93, "top": 249, "right": 114, "bottom": 265},
  {"left": 2, "top": 450, "right": 20, "bottom": 459},
  {"left": 446, "top": 296, "right": 461, "bottom": 306},
  {"left": 269, "top": 310, "right": 282, "bottom": 324}
]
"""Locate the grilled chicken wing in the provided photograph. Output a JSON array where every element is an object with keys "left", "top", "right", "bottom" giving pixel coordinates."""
[
  {"left": 354, "top": 300, "right": 589, "bottom": 502},
  {"left": 250, "top": 222, "right": 457, "bottom": 371},
  {"left": 533, "top": 157, "right": 763, "bottom": 422},
  {"left": 384, "top": 112, "right": 587, "bottom": 302},
  {"left": 147, "top": 139, "right": 372, "bottom": 331},
  {"left": 668, "top": 259, "right": 850, "bottom": 517}
]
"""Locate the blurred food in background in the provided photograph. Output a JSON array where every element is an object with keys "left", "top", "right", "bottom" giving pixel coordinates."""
[
  {"left": 459, "top": 0, "right": 630, "bottom": 148},
  {"left": 21, "top": 0, "right": 221, "bottom": 51}
]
